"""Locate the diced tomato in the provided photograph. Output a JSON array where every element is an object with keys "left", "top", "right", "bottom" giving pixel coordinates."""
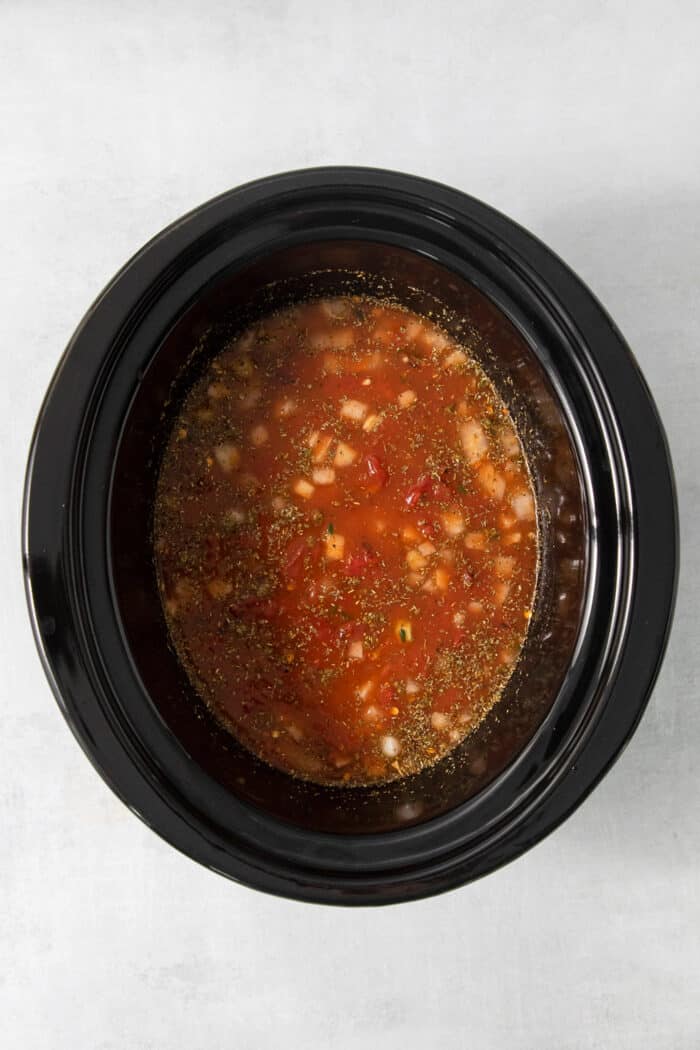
[
  {"left": 404, "top": 474, "right": 453, "bottom": 508},
  {"left": 343, "top": 545, "right": 376, "bottom": 577},
  {"left": 405, "top": 475, "right": 431, "bottom": 507},
  {"left": 377, "top": 681, "right": 399, "bottom": 709},
  {"left": 338, "top": 620, "right": 365, "bottom": 642},
  {"left": 282, "top": 535, "right": 309, "bottom": 579},
  {"left": 431, "top": 480, "right": 452, "bottom": 502},
  {"left": 418, "top": 518, "right": 440, "bottom": 541},
  {"left": 366, "top": 453, "right": 388, "bottom": 491}
]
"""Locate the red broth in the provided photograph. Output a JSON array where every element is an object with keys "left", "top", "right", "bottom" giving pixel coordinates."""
[{"left": 154, "top": 297, "right": 538, "bottom": 786}]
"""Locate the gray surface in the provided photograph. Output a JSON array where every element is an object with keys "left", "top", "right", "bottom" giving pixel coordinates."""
[{"left": 2, "top": 2, "right": 698, "bottom": 1047}]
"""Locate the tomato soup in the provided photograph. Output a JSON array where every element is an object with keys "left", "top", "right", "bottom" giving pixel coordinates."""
[{"left": 154, "top": 297, "right": 538, "bottom": 786}]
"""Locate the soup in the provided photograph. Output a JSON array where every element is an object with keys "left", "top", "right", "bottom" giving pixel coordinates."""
[{"left": 154, "top": 296, "right": 538, "bottom": 786}]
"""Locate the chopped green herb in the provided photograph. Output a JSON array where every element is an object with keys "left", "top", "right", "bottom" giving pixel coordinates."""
[
  {"left": 399, "top": 627, "right": 407, "bottom": 643},
  {"left": 327, "top": 522, "right": 335, "bottom": 534}
]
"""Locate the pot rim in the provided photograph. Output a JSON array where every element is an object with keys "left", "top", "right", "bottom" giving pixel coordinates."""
[{"left": 22, "top": 167, "right": 678, "bottom": 905}]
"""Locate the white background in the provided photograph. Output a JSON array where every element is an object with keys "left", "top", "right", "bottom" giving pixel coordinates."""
[{"left": 2, "top": 2, "right": 699, "bottom": 1047}]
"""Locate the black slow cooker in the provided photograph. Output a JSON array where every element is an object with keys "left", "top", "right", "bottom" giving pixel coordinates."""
[{"left": 23, "top": 168, "right": 678, "bottom": 904}]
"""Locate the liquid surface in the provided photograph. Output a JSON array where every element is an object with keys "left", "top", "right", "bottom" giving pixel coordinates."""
[{"left": 154, "top": 297, "right": 538, "bottom": 786}]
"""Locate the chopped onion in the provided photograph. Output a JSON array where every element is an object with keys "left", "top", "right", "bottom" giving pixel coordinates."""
[
  {"left": 500, "top": 429, "right": 521, "bottom": 457},
  {"left": 348, "top": 640, "right": 364, "bottom": 661},
  {"left": 292, "top": 478, "right": 315, "bottom": 499},
  {"left": 319, "top": 297, "right": 351, "bottom": 320},
  {"left": 494, "top": 580, "right": 510, "bottom": 605},
  {"left": 276, "top": 398, "right": 297, "bottom": 418},
  {"left": 333, "top": 441, "right": 358, "bottom": 467},
  {"left": 213, "top": 443, "right": 240, "bottom": 472},
  {"left": 511, "top": 491, "right": 535, "bottom": 521},
  {"left": 206, "top": 578, "right": 233, "bottom": 599},
  {"left": 250, "top": 423, "right": 269, "bottom": 446},
  {"left": 381, "top": 735, "right": 401, "bottom": 758},
  {"left": 464, "top": 530, "right": 487, "bottom": 551},
  {"left": 443, "top": 349, "right": 467, "bottom": 369},
  {"left": 398, "top": 389, "right": 417, "bottom": 408},
  {"left": 441, "top": 510, "right": 464, "bottom": 537},
  {"left": 312, "top": 466, "right": 336, "bottom": 486},
  {"left": 459, "top": 419, "right": 488, "bottom": 464},
  {"left": 340, "top": 399, "right": 369, "bottom": 422},
  {"left": 494, "top": 555, "right": 515, "bottom": 578},
  {"left": 207, "top": 382, "right": 229, "bottom": 400},
  {"left": 238, "top": 386, "right": 261, "bottom": 411},
  {"left": 406, "top": 548, "right": 428, "bottom": 571},
  {"left": 431, "top": 711, "right": 449, "bottom": 730},
  {"left": 478, "top": 462, "right": 506, "bottom": 500}
]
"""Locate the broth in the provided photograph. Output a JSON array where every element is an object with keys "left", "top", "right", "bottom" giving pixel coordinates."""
[{"left": 154, "top": 296, "right": 538, "bottom": 786}]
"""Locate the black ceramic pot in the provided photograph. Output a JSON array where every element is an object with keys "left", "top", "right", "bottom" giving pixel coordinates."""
[{"left": 23, "top": 168, "right": 678, "bottom": 905}]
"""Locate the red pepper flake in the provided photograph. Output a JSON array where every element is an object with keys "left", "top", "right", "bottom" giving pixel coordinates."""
[{"left": 366, "top": 453, "right": 388, "bottom": 491}]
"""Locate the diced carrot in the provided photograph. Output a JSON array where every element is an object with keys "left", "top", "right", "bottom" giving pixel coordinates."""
[
  {"left": 362, "top": 413, "right": 383, "bottom": 432},
  {"left": 311, "top": 434, "right": 333, "bottom": 464},
  {"left": 434, "top": 566, "right": 450, "bottom": 591}
]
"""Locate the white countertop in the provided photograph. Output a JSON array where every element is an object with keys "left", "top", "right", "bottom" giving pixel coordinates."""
[{"left": 2, "top": 2, "right": 698, "bottom": 1047}]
